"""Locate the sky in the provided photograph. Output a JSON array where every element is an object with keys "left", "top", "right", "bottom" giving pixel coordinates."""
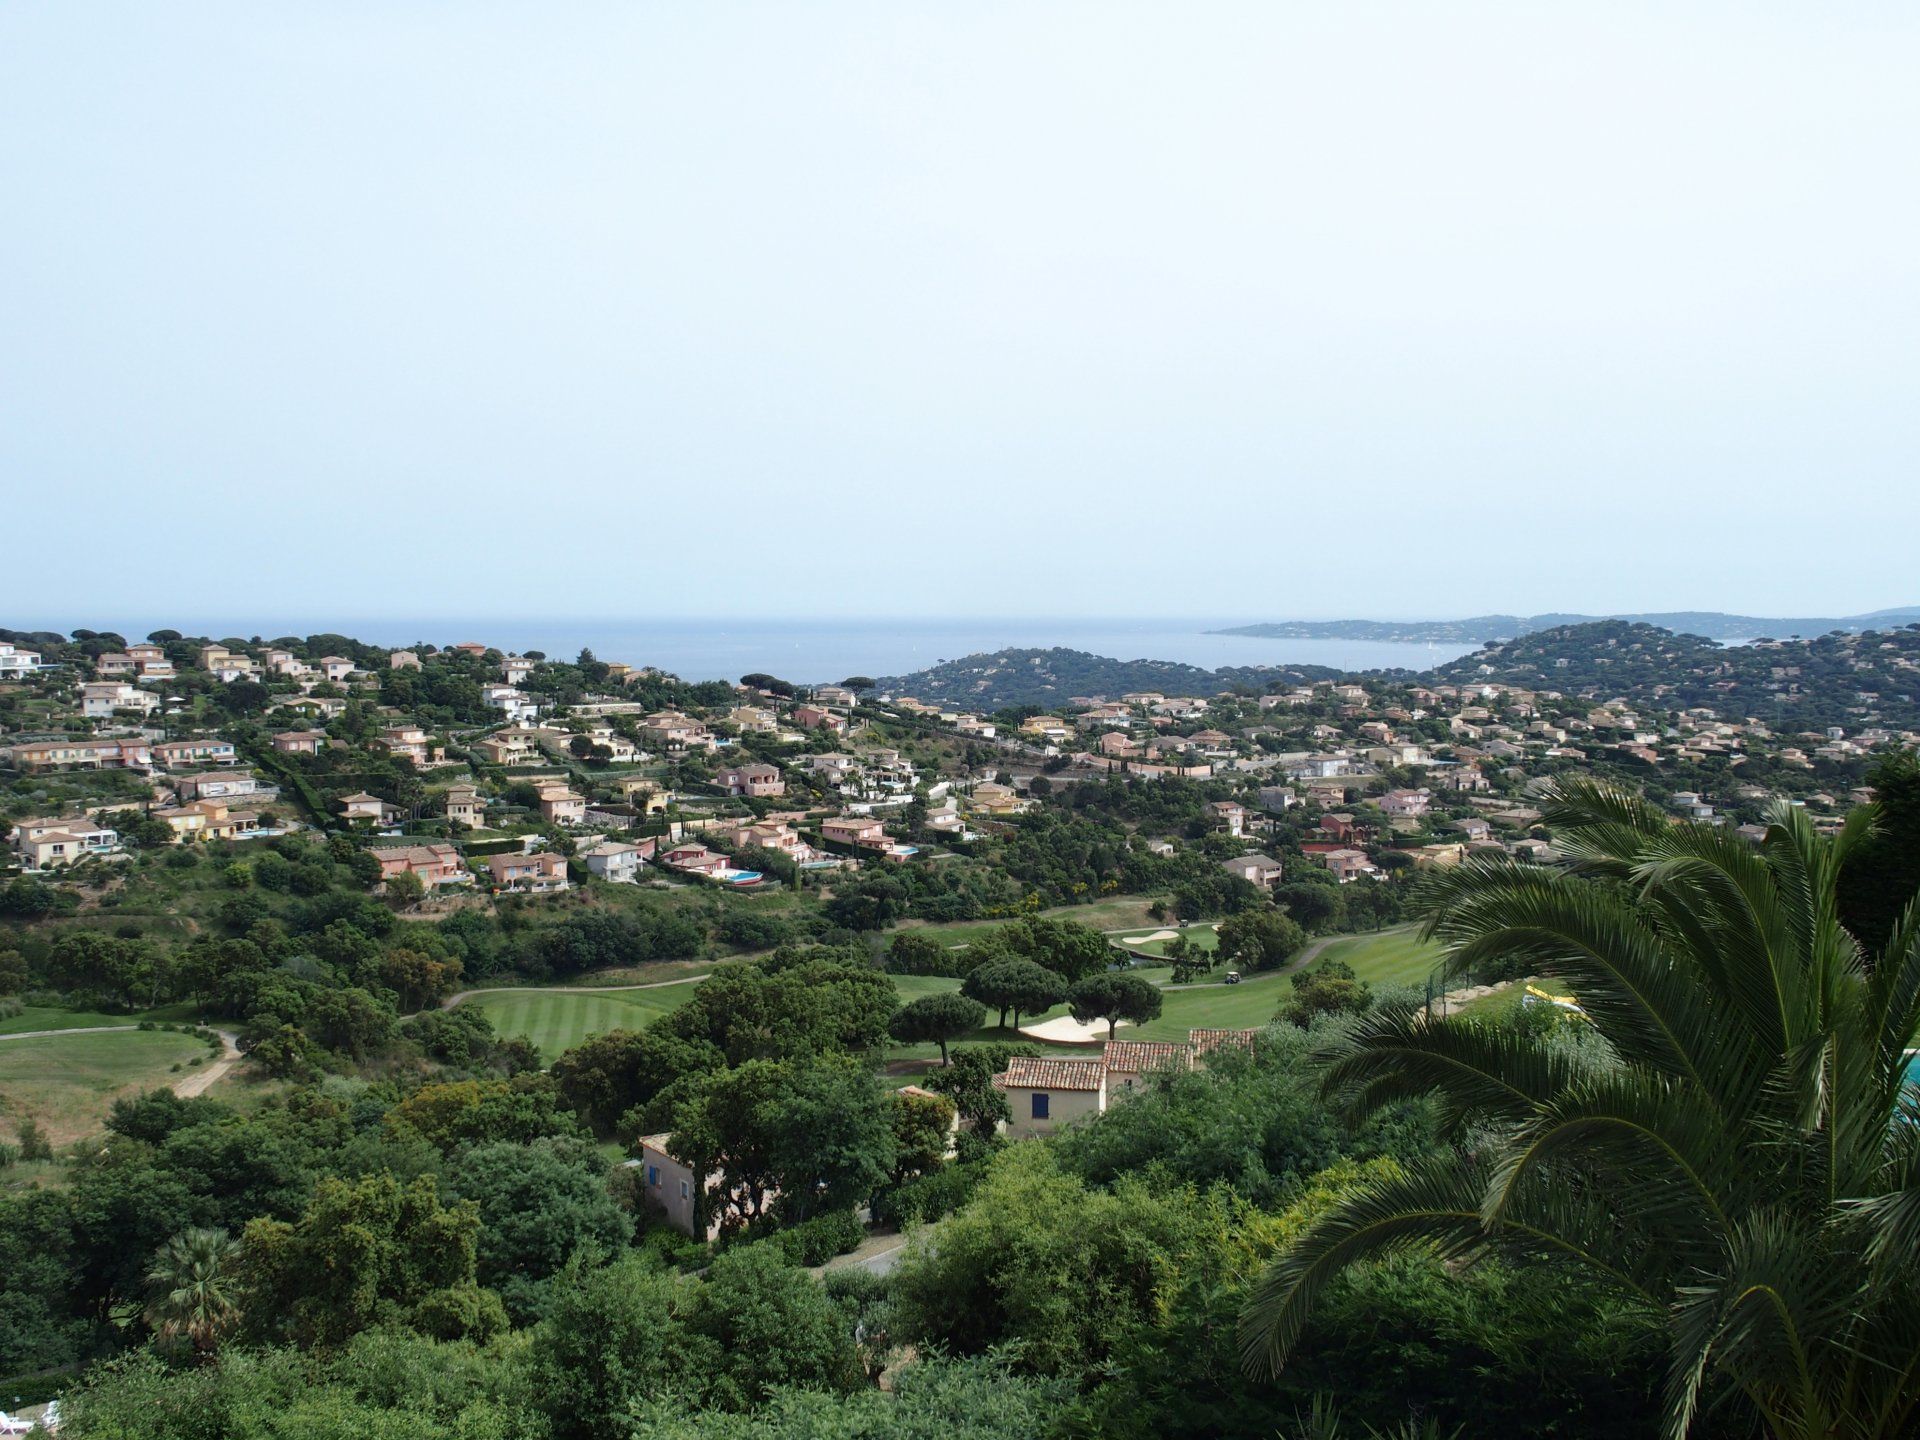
[{"left": 4, "top": 2, "right": 1918, "bottom": 627}]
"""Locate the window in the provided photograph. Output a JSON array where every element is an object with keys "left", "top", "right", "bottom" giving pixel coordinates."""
[
  {"left": 1031, "top": 1092, "right": 1050, "bottom": 1120},
  {"left": 680, "top": 1180, "right": 690, "bottom": 1200},
  {"left": 646, "top": 1166, "right": 659, "bottom": 1187}
]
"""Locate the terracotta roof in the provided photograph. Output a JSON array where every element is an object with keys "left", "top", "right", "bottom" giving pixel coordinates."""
[
  {"left": 997, "top": 1056, "right": 1105, "bottom": 1092},
  {"left": 1102, "top": 1040, "right": 1193, "bottom": 1073},
  {"left": 1190, "top": 1028, "right": 1259, "bottom": 1057}
]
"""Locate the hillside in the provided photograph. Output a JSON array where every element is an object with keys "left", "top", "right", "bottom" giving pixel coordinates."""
[
  {"left": 1434, "top": 619, "right": 1920, "bottom": 731},
  {"left": 883, "top": 621, "right": 1920, "bottom": 731},
  {"left": 1213, "top": 606, "right": 1920, "bottom": 645},
  {"left": 876, "top": 646, "right": 1346, "bottom": 708}
]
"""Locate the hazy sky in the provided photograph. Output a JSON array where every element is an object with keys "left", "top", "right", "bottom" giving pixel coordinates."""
[{"left": 4, "top": 3, "right": 1918, "bottom": 626}]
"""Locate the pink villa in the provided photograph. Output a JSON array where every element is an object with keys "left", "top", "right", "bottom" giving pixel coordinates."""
[
  {"left": 716, "top": 762, "right": 784, "bottom": 798},
  {"left": 272, "top": 729, "right": 330, "bottom": 755},
  {"left": 820, "top": 815, "right": 888, "bottom": 850},
  {"left": 486, "top": 850, "right": 569, "bottom": 893},
  {"left": 1321, "top": 847, "right": 1382, "bottom": 883},
  {"left": 791, "top": 705, "right": 846, "bottom": 733},
  {"left": 376, "top": 842, "right": 470, "bottom": 888},
  {"left": 661, "top": 842, "right": 731, "bottom": 878}
]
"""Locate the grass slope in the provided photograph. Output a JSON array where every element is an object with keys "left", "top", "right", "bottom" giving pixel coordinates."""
[
  {"left": 0, "top": 1029, "right": 215, "bottom": 1145},
  {"left": 1312, "top": 928, "right": 1446, "bottom": 990},
  {"left": 0, "top": 1002, "right": 201, "bottom": 1036},
  {"left": 470, "top": 986, "right": 699, "bottom": 1059}
]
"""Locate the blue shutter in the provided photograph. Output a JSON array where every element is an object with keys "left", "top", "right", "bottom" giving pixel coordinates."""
[{"left": 1031, "top": 1092, "right": 1050, "bottom": 1119}]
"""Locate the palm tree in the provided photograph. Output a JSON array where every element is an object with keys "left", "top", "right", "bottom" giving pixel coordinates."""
[
  {"left": 1241, "top": 778, "right": 1920, "bottom": 1440},
  {"left": 144, "top": 1227, "right": 241, "bottom": 1359}
]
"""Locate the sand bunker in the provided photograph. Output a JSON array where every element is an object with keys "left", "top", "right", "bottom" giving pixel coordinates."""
[
  {"left": 1019, "top": 1014, "right": 1132, "bottom": 1043},
  {"left": 1125, "top": 929, "right": 1180, "bottom": 946}
]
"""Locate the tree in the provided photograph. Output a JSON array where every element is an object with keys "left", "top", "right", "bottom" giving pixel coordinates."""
[
  {"left": 385, "top": 869, "right": 426, "bottom": 910},
  {"left": 550, "top": 1028, "right": 724, "bottom": 1138},
  {"left": 679, "top": 1245, "right": 863, "bottom": 1409},
  {"left": 1217, "top": 908, "right": 1307, "bottom": 973},
  {"left": 1162, "top": 934, "right": 1211, "bottom": 983},
  {"left": 1067, "top": 971, "right": 1163, "bottom": 1040},
  {"left": 385, "top": 1076, "right": 578, "bottom": 1154},
  {"left": 16, "top": 1117, "right": 53, "bottom": 1162},
  {"left": 671, "top": 1056, "right": 896, "bottom": 1231},
  {"left": 448, "top": 1137, "right": 632, "bottom": 1324},
  {"left": 889, "top": 1087, "right": 958, "bottom": 1180},
  {"left": 962, "top": 958, "right": 1067, "bottom": 1031},
  {"left": 529, "top": 1255, "right": 686, "bottom": 1440},
  {"left": 924, "top": 1043, "right": 1034, "bottom": 1134},
  {"left": 1280, "top": 960, "right": 1371, "bottom": 1026},
  {"left": 886, "top": 930, "right": 958, "bottom": 976},
  {"left": 1242, "top": 780, "right": 1920, "bottom": 1440},
  {"left": 890, "top": 1144, "right": 1210, "bottom": 1377},
  {"left": 998, "top": 916, "right": 1113, "bottom": 982},
  {"left": 238, "top": 1172, "right": 504, "bottom": 1346},
  {"left": 888, "top": 992, "right": 987, "bottom": 1065},
  {"left": 1837, "top": 748, "right": 1920, "bottom": 955},
  {"left": 839, "top": 676, "right": 876, "bottom": 694},
  {"left": 144, "top": 1227, "right": 241, "bottom": 1360},
  {"left": 1275, "top": 881, "right": 1341, "bottom": 932}
]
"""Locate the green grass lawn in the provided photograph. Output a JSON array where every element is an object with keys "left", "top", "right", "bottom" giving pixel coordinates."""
[
  {"left": 1313, "top": 927, "right": 1446, "bottom": 990},
  {"left": 468, "top": 985, "right": 702, "bottom": 1059},
  {"left": 882, "top": 964, "right": 1293, "bottom": 1060},
  {"left": 890, "top": 897, "right": 1167, "bottom": 951},
  {"left": 0, "top": 1029, "right": 217, "bottom": 1146},
  {"left": 1127, "top": 970, "right": 1294, "bottom": 1042},
  {"left": 1112, "top": 923, "right": 1218, "bottom": 958},
  {"left": 0, "top": 1001, "right": 202, "bottom": 1036}
]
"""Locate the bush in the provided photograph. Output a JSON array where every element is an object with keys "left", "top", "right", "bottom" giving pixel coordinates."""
[
  {"left": 872, "top": 1162, "right": 983, "bottom": 1228},
  {"left": 747, "top": 1208, "right": 866, "bottom": 1266},
  {"left": 16, "top": 1117, "right": 54, "bottom": 1162}
]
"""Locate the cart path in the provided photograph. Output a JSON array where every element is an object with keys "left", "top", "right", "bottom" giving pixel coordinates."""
[{"left": 174, "top": 1030, "right": 243, "bottom": 1097}]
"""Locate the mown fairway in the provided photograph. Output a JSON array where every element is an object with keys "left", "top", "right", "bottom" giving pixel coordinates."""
[
  {"left": 468, "top": 985, "right": 701, "bottom": 1059},
  {"left": 0, "top": 1029, "right": 216, "bottom": 1145},
  {"left": 1312, "top": 927, "right": 1446, "bottom": 990},
  {"left": 464, "top": 926, "right": 1442, "bottom": 1067}
]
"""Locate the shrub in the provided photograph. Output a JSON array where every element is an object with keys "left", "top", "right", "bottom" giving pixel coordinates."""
[
  {"left": 745, "top": 1208, "right": 866, "bottom": 1267},
  {"left": 16, "top": 1117, "right": 54, "bottom": 1162},
  {"left": 872, "top": 1162, "right": 983, "bottom": 1228}
]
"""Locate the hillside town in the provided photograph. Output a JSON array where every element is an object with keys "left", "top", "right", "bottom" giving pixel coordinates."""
[
  {"left": 5, "top": 620, "right": 1920, "bottom": 1440},
  {"left": 7, "top": 622, "right": 1914, "bottom": 903}
]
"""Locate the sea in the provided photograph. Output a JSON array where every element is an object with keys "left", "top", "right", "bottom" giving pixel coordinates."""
[{"left": 79, "top": 617, "right": 1478, "bottom": 685}]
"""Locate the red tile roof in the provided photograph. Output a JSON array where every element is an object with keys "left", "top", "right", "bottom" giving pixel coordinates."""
[
  {"left": 1102, "top": 1040, "right": 1193, "bottom": 1073},
  {"left": 996, "top": 1056, "right": 1106, "bottom": 1092},
  {"left": 1190, "top": 1027, "right": 1260, "bottom": 1058}
]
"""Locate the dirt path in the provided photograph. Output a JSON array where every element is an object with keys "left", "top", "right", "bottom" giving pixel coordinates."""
[
  {"left": 174, "top": 1030, "right": 243, "bottom": 1097},
  {"left": 439, "top": 973, "right": 712, "bottom": 1010},
  {"left": 0, "top": 1023, "right": 142, "bottom": 1041}
]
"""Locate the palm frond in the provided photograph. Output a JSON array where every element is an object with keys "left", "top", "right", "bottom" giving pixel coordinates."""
[
  {"left": 1483, "top": 1071, "right": 1739, "bottom": 1243},
  {"left": 1424, "top": 865, "right": 1743, "bottom": 1097},
  {"left": 1239, "top": 1158, "right": 1493, "bottom": 1379},
  {"left": 1665, "top": 1209, "right": 1855, "bottom": 1440},
  {"left": 1318, "top": 1005, "right": 1590, "bottom": 1135}
]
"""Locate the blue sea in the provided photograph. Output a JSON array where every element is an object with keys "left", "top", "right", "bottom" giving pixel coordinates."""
[{"left": 88, "top": 617, "right": 1474, "bottom": 684}]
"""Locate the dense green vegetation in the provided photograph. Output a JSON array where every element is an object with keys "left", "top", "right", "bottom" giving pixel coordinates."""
[{"left": 8, "top": 621, "right": 1920, "bottom": 1438}]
